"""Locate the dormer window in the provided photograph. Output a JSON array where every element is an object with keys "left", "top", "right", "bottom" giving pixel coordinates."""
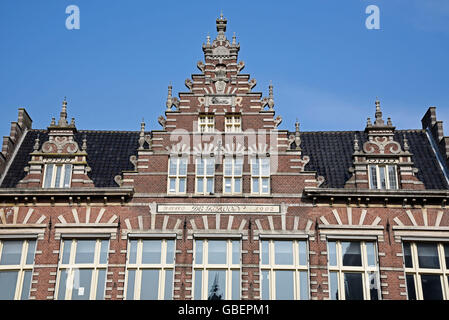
[
  {"left": 368, "top": 165, "right": 398, "bottom": 190},
  {"left": 225, "top": 115, "right": 241, "bottom": 133},
  {"left": 198, "top": 115, "right": 214, "bottom": 133},
  {"left": 43, "top": 164, "right": 72, "bottom": 188}
]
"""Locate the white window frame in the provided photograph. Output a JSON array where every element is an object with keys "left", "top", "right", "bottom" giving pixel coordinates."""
[
  {"left": 43, "top": 163, "right": 72, "bottom": 188},
  {"left": 251, "top": 157, "right": 270, "bottom": 195},
  {"left": 223, "top": 157, "right": 243, "bottom": 195},
  {"left": 368, "top": 164, "right": 398, "bottom": 190},
  {"left": 403, "top": 241, "right": 449, "bottom": 300},
  {"left": 55, "top": 238, "right": 109, "bottom": 300},
  {"left": 195, "top": 157, "right": 215, "bottom": 195},
  {"left": 124, "top": 238, "right": 175, "bottom": 300},
  {"left": 167, "top": 157, "right": 187, "bottom": 194},
  {"left": 0, "top": 239, "right": 36, "bottom": 300},
  {"left": 193, "top": 239, "right": 241, "bottom": 300},
  {"left": 225, "top": 115, "right": 241, "bottom": 133},
  {"left": 259, "top": 239, "right": 309, "bottom": 300},
  {"left": 327, "top": 240, "right": 381, "bottom": 300},
  {"left": 198, "top": 115, "right": 215, "bottom": 133}
]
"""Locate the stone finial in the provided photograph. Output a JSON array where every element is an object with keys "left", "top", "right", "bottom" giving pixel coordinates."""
[
  {"left": 206, "top": 33, "right": 211, "bottom": 45},
  {"left": 216, "top": 12, "right": 227, "bottom": 41},
  {"left": 139, "top": 119, "right": 145, "bottom": 150},
  {"left": 58, "top": 97, "right": 69, "bottom": 127},
  {"left": 354, "top": 134, "right": 359, "bottom": 152},
  {"left": 268, "top": 82, "right": 274, "bottom": 110},
  {"left": 403, "top": 133, "right": 410, "bottom": 152},
  {"left": 387, "top": 117, "right": 393, "bottom": 126},
  {"left": 294, "top": 119, "right": 301, "bottom": 150},
  {"left": 33, "top": 135, "right": 40, "bottom": 151},
  {"left": 374, "top": 98, "right": 385, "bottom": 126},
  {"left": 232, "top": 32, "right": 236, "bottom": 45},
  {"left": 166, "top": 84, "right": 173, "bottom": 111},
  {"left": 367, "top": 117, "right": 372, "bottom": 127},
  {"left": 82, "top": 135, "right": 87, "bottom": 151}
]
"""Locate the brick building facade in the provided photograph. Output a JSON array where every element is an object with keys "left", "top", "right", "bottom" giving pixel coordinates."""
[{"left": 1, "top": 15, "right": 449, "bottom": 301}]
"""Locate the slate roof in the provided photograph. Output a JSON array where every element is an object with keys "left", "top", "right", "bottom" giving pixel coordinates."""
[{"left": 1, "top": 128, "right": 448, "bottom": 190}]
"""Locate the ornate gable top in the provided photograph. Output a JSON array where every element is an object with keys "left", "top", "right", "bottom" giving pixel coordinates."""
[{"left": 202, "top": 13, "right": 240, "bottom": 60}]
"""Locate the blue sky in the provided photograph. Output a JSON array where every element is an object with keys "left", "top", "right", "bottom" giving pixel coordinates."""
[{"left": 1, "top": 0, "right": 449, "bottom": 138}]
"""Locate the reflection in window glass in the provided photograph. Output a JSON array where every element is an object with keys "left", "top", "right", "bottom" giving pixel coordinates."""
[
  {"left": 75, "top": 240, "right": 96, "bottom": 264},
  {"left": 276, "top": 271, "right": 294, "bottom": 300},
  {"left": 366, "top": 242, "right": 376, "bottom": 267},
  {"left": 421, "top": 275, "right": 443, "bottom": 300},
  {"left": 368, "top": 271, "right": 379, "bottom": 300},
  {"left": 329, "top": 271, "right": 339, "bottom": 300},
  {"left": 274, "top": 241, "right": 293, "bottom": 265},
  {"left": 406, "top": 274, "right": 416, "bottom": 300},
  {"left": 417, "top": 243, "right": 440, "bottom": 269},
  {"left": 208, "top": 240, "right": 226, "bottom": 265},
  {"left": 341, "top": 242, "right": 362, "bottom": 267},
  {"left": 328, "top": 241, "right": 337, "bottom": 266},
  {"left": 0, "top": 241, "right": 22, "bottom": 265},
  {"left": 403, "top": 242, "right": 413, "bottom": 268},
  {"left": 344, "top": 273, "right": 363, "bottom": 300},
  {"left": 208, "top": 270, "right": 226, "bottom": 300},
  {"left": 142, "top": 240, "right": 161, "bottom": 264},
  {"left": 71, "top": 269, "right": 92, "bottom": 300}
]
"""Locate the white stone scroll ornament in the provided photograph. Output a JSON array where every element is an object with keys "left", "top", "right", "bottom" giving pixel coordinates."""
[
  {"left": 363, "top": 137, "right": 402, "bottom": 154},
  {"left": 41, "top": 137, "right": 79, "bottom": 154}
]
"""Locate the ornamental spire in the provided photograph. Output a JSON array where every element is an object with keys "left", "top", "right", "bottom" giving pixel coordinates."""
[
  {"left": 166, "top": 84, "right": 173, "bottom": 111},
  {"left": 58, "top": 97, "right": 69, "bottom": 127},
  {"left": 374, "top": 97, "right": 385, "bottom": 126},
  {"left": 216, "top": 12, "right": 227, "bottom": 41}
]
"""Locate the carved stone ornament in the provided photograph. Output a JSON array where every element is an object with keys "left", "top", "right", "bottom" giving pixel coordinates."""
[
  {"left": 41, "top": 136, "right": 79, "bottom": 154},
  {"left": 363, "top": 136, "right": 402, "bottom": 154}
]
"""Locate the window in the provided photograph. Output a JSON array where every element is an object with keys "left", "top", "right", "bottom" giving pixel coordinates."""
[
  {"left": 56, "top": 239, "right": 109, "bottom": 300},
  {"left": 403, "top": 242, "right": 449, "bottom": 300},
  {"left": 260, "top": 239, "right": 309, "bottom": 300},
  {"left": 327, "top": 240, "right": 380, "bottom": 300},
  {"left": 368, "top": 165, "right": 398, "bottom": 190},
  {"left": 196, "top": 157, "right": 215, "bottom": 195},
  {"left": 193, "top": 239, "right": 240, "bottom": 300},
  {"left": 168, "top": 157, "right": 187, "bottom": 194},
  {"left": 125, "top": 239, "right": 175, "bottom": 300},
  {"left": 43, "top": 164, "right": 72, "bottom": 188},
  {"left": 223, "top": 157, "right": 243, "bottom": 194},
  {"left": 225, "top": 115, "right": 241, "bottom": 133},
  {"left": 251, "top": 158, "right": 270, "bottom": 195},
  {"left": 0, "top": 239, "right": 36, "bottom": 300},
  {"left": 198, "top": 115, "right": 215, "bottom": 133}
]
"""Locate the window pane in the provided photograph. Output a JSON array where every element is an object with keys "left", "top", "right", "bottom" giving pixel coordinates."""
[
  {"left": 206, "top": 178, "right": 214, "bottom": 193},
  {"left": 224, "top": 178, "right": 232, "bottom": 193},
  {"left": 195, "top": 240, "right": 203, "bottom": 264},
  {"left": 96, "top": 269, "right": 106, "bottom": 300},
  {"left": 57, "top": 270, "right": 68, "bottom": 300},
  {"left": 194, "top": 270, "right": 202, "bottom": 300},
  {"left": 142, "top": 240, "right": 161, "bottom": 264},
  {"left": 208, "top": 240, "right": 226, "bottom": 265},
  {"left": 99, "top": 240, "right": 109, "bottom": 264},
  {"left": 343, "top": 273, "right": 364, "bottom": 300},
  {"left": 55, "top": 165, "right": 62, "bottom": 188},
  {"left": 444, "top": 244, "right": 449, "bottom": 269},
  {"left": 21, "top": 270, "right": 32, "bottom": 300},
  {"left": 261, "top": 158, "right": 270, "bottom": 176},
  {"left": 0, "top": 240, "right": 23, "bottom": 265},
  {"left": 232, "top": 240, "right": 240, "bottom": 264},
  {"left": 179, "top": 178, "right": 186, "bottom": 193},
  {"left": 342, "top": 242, "right": 362, "bottom": 267},
  {"left": 206, "top": 159, "right": 215, "bottom": 176},
  {"left": 261, "top": 270, "right": 269, "bottom": 300},
  {"left": 274, "top": 241, "right": 293, "bottom": 265},
  {"left": 63, "top": 164, "right": 72, "bottom": 188},
  {"left": 368, "top": 271, "right": 379, "bottom": 300},
  {"left": 275, "top": 271, "right": 294, "bottom": 300},
  {"left": 196, "top": 158, "right": 204, "bottom": 175},
  {"left": 328, "top": 241, "right": 337, "bottom": 266},
  {"left": 379, "top": 166, "right": 386, "bottom": 190},
  {"left": 126, "top": 270, "right": 136, "bottom": 300},
  {"left": 169, "top": 159, "right": 177, "bottom": 176},
  {"left": 208, "top": 269, "right": 226, "bottom": 300},
  {"left": 329, "top": 271, "right": 339, "bottom": 300},
  {"left": 406, "top": 274, "right": 416, "bottom": 300},
  {"left": 234, "top": 178, "right": 241, "bottom": 193},
  {"left": 261, "top": 178, "right": 269, "bottom": 193},
  {"left": 403, "top": 242, "right": 413, "bottom": 268},
  {"left": 300, "top": 271, "right": 309, "bottom": 300},
  {"left": 179, "top": 159, "right": 187, "bottom": 176},
  {"left": 164, "top": 270, "right": 173, "bottom": 300},
  {"left": 128, "top": 240, "right": 137, "bottom": 264},
  {"left": 26, "top": 240, "right": 36, "bottom": 265},
  {"left": 369, "top": 165, "right": 377, "bottom": 189},
  {"left": 232, "top": 270, "right": 240, "bottom": 300},
  {"left": 44, "top": 164, "right": 54, "bottom": 188},
  {"left": 166, "top": 240, "right": 175, "bottom": 265},
  {"left": 366, "top": 242, "right": 376, "bottom": 267},
  {"left": 140, "top": 269, "right": 159, "bottom": 300},
  {"left": 0, "top": 271, "right": 18, "bottom": 300},
  {"left": 72, "top": 269, "right": 92, "bottom": 300},
  {"left": 421, "top": 274, "right": 443, "bottom": 300},
  {"left": 62, "top": 240, "right": 72, "bottom": 264},
  {"left": 251, "top": 158, "right": 259, "bottom": 176},
  {"left": 261, "top": 241, "right": 269, "bottom": 265},
  {"left": 169, "top": 178, "right": 176, "bottom": 192},
  {"left": 252, "top": 178, "right": 259, "bottom": 193},
  {"left": 388, "top": 166, "right": 397, "bottom": 189},
  {"left": 298, "top": 241, "right": 307, "bottom": 265},
  {"left": 197, "top": 178, "right": 204, "bottom": 193},
  {"left": 75, "top": 240, "right": 96, "bottom": 264},
  {"left": 224, "top": 159, "right": 232, "bottom": 176},
  {"left": 417, "top": 243, "right": 440, "bottom": 269},
  {"left": 234, "top": 159, "right": 243, "bottom": 175}
]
